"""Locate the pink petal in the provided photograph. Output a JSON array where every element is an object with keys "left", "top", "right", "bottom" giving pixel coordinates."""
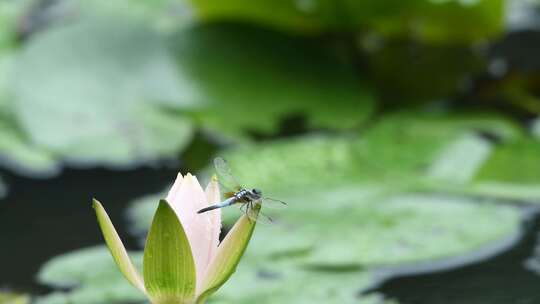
[
  {"left": 204, "top": 176, "right": 222, "bottom": 274},
  {"left": 165, "top": 173, "right": 183, "bottom": 203},
  {"left": 165, "top": 173, "right": 218, "bottom": 292}
]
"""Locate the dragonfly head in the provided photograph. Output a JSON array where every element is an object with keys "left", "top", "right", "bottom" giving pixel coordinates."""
[{"left": 250, "top": 188, "right": 263, "bottom": 199}]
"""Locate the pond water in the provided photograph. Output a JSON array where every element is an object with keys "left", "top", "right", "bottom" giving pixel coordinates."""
[
  {"left": 3, "top": 166, "right": 540, "bottom": 303},
  {"left": 376, "top": 207, "right": 540, "bottom": 304},
  {"left": 0, "top": 166, "right": 177, "bottom": 294}
]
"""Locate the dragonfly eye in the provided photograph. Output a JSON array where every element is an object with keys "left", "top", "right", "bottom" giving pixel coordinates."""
[{"left": 252, "top": 188, "right": 262, "bottom": 196}]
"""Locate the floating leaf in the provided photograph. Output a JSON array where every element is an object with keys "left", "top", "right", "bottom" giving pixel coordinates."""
[
  {"left": 171, "top": 24, "right": 375, "bottom": 140},
  {"left": 0, "top": 1, "right": 30, "bottom": 51},
  {"left": 469, "top": 138, "right": 540, "bottom": 200},
  {"left": 366, "top": 42, "right": 485, "bottom": 101},
  {"left": 127, "top": 193, "right": 163, "bottom": 238},
  {"left": 0, "top": 52, "right": 59, "bottom": 176},
  {"left": 78, "top": 0, "right": 192, "bottom": 31},
  {"left": 212, "top": 262, "right": 376, "bottom": 304},
  {"left": 37, "top": 246, "right": 146, "bottom": 304},
  {"left": 245, "top": 192, "right": 520, "bottom": 267},
  {"left": 12, "top": 16, "right": 194, "bottom": 166},
  {"left": 0, "top": 291, "right": 30, "bottom": 304},
  {"left": 427, "top": 133, "right": 492, "bottom": 184},
  {"left": 144, "top": 200, "right": 196, "bottom": 303},
  {"left": 189, "top": 0, "right": 503, "bottom": 44},
  {"left": 214, "top": 112, "right": 520, "bottom": 195}
]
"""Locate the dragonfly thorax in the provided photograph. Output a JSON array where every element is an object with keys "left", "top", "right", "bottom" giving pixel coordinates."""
[{"left": 235, "top": 188, "right": 263, "bottom": 202}]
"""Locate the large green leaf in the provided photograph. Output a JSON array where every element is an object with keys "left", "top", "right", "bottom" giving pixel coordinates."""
[
  {"left": 0, "top": 1, "right": 31, "bottom": 52},
  {"left": 468, "top": 138, "right": 540, "bottom": 200},
  {"left": 37, "top": 246, "right": 146, "bottom": 304},
  {"left": 0, "top": 50, "right": 59, "bottom": 176},
  {"left": 12, "top": 16, "right": 194, "bottom": 166},
  {"left": 144, "top": 200, "right": 196, "bottom": 303},
  {"left": 212, "top": 112, "right": 519, "bottom": 195},
  {"left": 0, "top": 291, "right": 30, "bottom": 304},
  {"left": 366, "top": 42, "right": 485, "bottom": 101},
  {"left": 210, "top": 261, "right": 392, "bottom": 304},
  {"left": 93, "top": 199, "right": 146, "bottom": 293},
  {"left": 171, "top": 24, "right": 375, "bottom": 140},
  {"left": 77, "top": 0, "right": 191, "bottom": 31},
  {"left": 250, "top": 192, "right": 519, "bottom": 266},
  {"left": 189, "top": 0, "right": 503, "bottom": 44},
  {"left": 475, "top": 138, "right": 540, "bottom": 184}
]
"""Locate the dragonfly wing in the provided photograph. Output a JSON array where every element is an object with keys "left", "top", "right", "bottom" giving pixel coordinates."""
[
  {"left": 214, "top": 157, "right": 242, "bottom": 193},
  {"left": 261, "top": 197, "right": 288, "bottom": 210},
  {"left": 244, "top": 202, "right": 274, "bottom": 225}
]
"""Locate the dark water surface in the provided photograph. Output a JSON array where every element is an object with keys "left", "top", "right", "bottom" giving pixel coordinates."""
[
  {"left": 378, "top": 208, "right": 540, "bottom": 304},
  {"left": 0, "top": 167, "right": 177, "bottom": 293}
]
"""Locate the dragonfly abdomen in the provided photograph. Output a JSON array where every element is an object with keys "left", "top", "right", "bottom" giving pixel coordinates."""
[{"left": 197, "top": 197, "right": 238, "bottom": 214}]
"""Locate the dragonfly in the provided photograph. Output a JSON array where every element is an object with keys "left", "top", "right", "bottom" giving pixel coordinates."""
[{"left": 197, "top": 157, "right": 286, "bottom": 223}]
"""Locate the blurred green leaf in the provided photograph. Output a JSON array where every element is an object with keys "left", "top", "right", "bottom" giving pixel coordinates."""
[
  {"left": 476, "top": 138, "right": 540, "bottom": 184},
  {"left": 427, "top": 133, "right": 492, "bottom": 184},
  {"left": 469, "top": 138, "right": 540, "bottom": 200},
  {"left": 189, "top": 0, "right": 503, "bottom": 44},
  {"left": 0, "top": 1, "right": 30, "bottom": 52},
  {"left": 12, "top": 16, "right": 194, "bottom": 166},
  {"left": 78, "top": 0, "right": 192, "bottom": 32},
  {"left": 37, "top": 246, "right": 146, "bottom": 304},
  {"left": 93, "top": 199, "right": 146, "bottom": 293},
  {"left": 365, "top": 42, "right": 485, "bottom": 101},
  {"left": 0, "top": 52, "right": 59, "bottom": 176},
  {"left": 213, "top": 112, "right": 519, "bottom": 194},
  {"left": 211, "top": 262, "right": 380, "bottom": 304},
  {"left": 127, "top": 193, "right": 164, "bottom": 238},
  {"left": 171, "top": 24, "right": 375, "bottom": 140},
  {"left": 245, "top": 192, "right": 520, "bottom": 267},
  {"left": 0, "top": 291, "right": 30, "bottom": 304},
  {"left": 144, "top": 200, "right": 196, "bottom": 303}
]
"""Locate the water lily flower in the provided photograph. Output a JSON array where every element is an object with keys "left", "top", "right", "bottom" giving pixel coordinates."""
[{"left": 93, "top": 173, "right": 259, "bottom": 304}]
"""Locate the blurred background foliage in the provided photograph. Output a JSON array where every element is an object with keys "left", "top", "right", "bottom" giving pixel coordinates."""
[{"left": 1, "top": 0, "right": 540, "bottom": 303}]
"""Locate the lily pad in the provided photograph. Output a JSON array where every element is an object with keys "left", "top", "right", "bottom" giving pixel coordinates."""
[
  {"left": 171, "top": 24, "right": 376, "bottom": 140},
  {"left": 210, "top": 261, "right": 382, "bottom": 304},
  {"left": 82, "top": 0, "right": 193, "bottom": 31},
  {"left": 37, "top": 246, "right": 146, "bottom": 304},
  {"left": 12, "top": 16, "right": 194, "bottom": 167},
  {"left": 0, "top": 51, "right": 59, "bottom": 176},
  {"left": 250, "top": 192, "right": 520, "bottom": 266},
  {"left": 0, "top": 0, "right": 30, "bottom": 52},
  {"left": 189, "top": 0, "right": 503, "bottom": 44},
  {"left": 0, "top": 291, "right": 30, "bottom": 304},
  {"left": 214, "top": 112, "right": 520, "bottom": 194},
  {"left": 469, "top": 138, "right": 540, "bottom": 201}
]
